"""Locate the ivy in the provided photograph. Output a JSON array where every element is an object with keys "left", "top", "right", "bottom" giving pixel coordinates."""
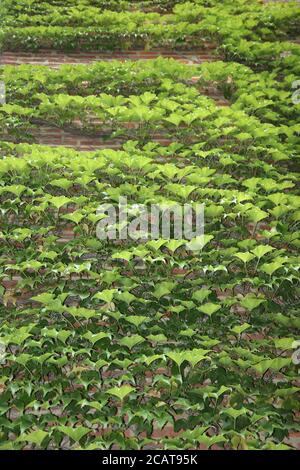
[{"left": 0, "top": 0, "right": 300, "bottom": 452}]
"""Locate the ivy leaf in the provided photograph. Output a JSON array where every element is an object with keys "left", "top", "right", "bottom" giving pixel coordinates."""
[
  {"left": 143, "top": 354, "right": 164, "bottom": 365},
  {"left": 221, "top": 407, "right": 249, "bottom": 420},
  {"left": 164, "top": 114, "right": 182, "bottom": 127},
  {"left": 112, "top": 250, "right": 133, "bottom": 262},
  {"left": 50, "top": 178, "right": 73, "bottom": 190},
  {"left": 18, "top": 430, "right": 48, "bottom": 446},
  {"left": 198, "top": 303, "right": 221, "bottom": 317},
  {"left": 49, "top": 196, "right": 71, "bottom": 209},
  {"left": 166, "top": 183, "right": 196, "bottom": 200},
  {"left": 68, "top": 307, "right": 97, "bottom": 320},
  {"left": 125, "top": 315, "right": 149, "bottom": 327},
  {"left": 251, "top": 245, "right": 275, "bottom": 259},
  {"left": 260, "top": 261, "right": 284, "bottom": 276},
  {"left": 273, "top": 338, "right": 295, "bottom": 350},
  {"left": 106, "top": 385, "right": 135, "bottom": 401},
  {"left": 181, "top": 426, "right": 209, "bottom": 441},
  {"left": 62, "top": 211, "right": 84, "bottom": 224},
  {"left": 234, "top": 252, "right": 255, "bottom": 264},
  {"left": 186, "top": 235, "right": 214, "bottom": 251},
  {"left": 146, "top": 239, "right": 167, "bottom": 251},
  {"left": 119, "top": 335, "right": 145, "bottom": 349},
  {"left": 166, "top": 351, "right": 185, "bottom": 367},
  {"left": 92, "top": 289, "right": 116, "bottom": 303},
  {"left": 240, "top": 294, "right": 265, "bottom": 311},
  {"left": 247, "top": 208, "right": 268, "bottom": 223},
  {"left": 192, "top": 288, "right": 211, "bottom": 303},
  {"left": 14, "top": 353, "right": 31, "bottom": 366},
  {"left": 147, "top": 334, "right": 168, "bottom": 343},
  {"left": 231, "top": 323, "right": 251, "bottom": 335},
  {"left": 153, "top": 281, "right": 176, "bottom": 299},
  {"left": 83, "top": 331, "right": 111, "bottom": 345},
  {"left": 117, "top": 291, "right": 137, "bottom": 304},
  {"left": 57, "top": 425, "right": 90, "bottom": 442},
  {"left": 31, "top": 293, "right": 54, "bottom": 305},
  {"left": 185, "top": 349, "right": 210, "bottom": 368},
  {"left": 179, "top": 328, "right": 195, "bottom": 337},
  {"left": 253, "top": 358, "right": 291, "bottom": 375},
  {"left": 165, "top": 239, "right": 186, "bottom": 253},
  {"left": 57, "top": 330, "right": 72, "bottom": 344}
]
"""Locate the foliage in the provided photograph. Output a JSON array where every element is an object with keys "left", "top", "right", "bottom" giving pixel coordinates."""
[
  {"left": 0, "top": 137, "right": 299, "bottom": 449},
  {"left": 0, "top": 0, "right": 299, "bottom": 51},
  {"left": 0, "top": 0, "right": 300, "bottom": 452}
]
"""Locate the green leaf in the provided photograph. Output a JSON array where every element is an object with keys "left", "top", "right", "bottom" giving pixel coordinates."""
[
  {"left": 164, "top": 114, "right": 182, "bottom": 127},
  {"left": 56, "top": 330, "right": 72, "bottom": 344},
  {"left": 68, "top": 307, "right": 97, "bottom": 320},
  {"left": 231, "top": 323, "right": 251, "bottom": 335},
  {"left": 273, "top": 337, "right": 296, "bottom": 350},
  {"left": 192, "top": 289, "right": 211, "bottom": 303},
  {"left": 234, "top": 252, "right": 255, "bottom": 264},
  {"left": 247, "top": 208, "right": 268, "bottom": 224},
  {"left": 185, "top": 348, "right": 210, "bottom": 367},
  {"left": 198, "top": 303, "right": 221, "bottom": 317},
  {"left": 260, "top": 261, "right": 284, "bottom": 276},
  {"left": 143, "top": 354, "right": 164, "bottom": 365},
  {"left": 251, "top": 245, "right": 275, "bottom": 259},
  {"left": 253, "top": 358, "right": 291, "bottom": 375},
  {"left": 221, "top": 407, "right": 249, "bottom": 420},
  {"left": 62, "top": 211, "right": 84, "bottom": 224},
  {"left": 166, "top": 351, "right": 185, "bottom": 367},
  {"left": 92, "top": 289, "right": 117, "bottom": 303},
  {"left": 18, "top": 430, "right": 48, "bottom": 446},
  {"left": 119, "top": 335, "right": 145, "bottom": 349},
  {"left": 49, "top": 196, "right": 71, "bottom": 209},
  {"left": 240, "top": 294, "right": 265, "bottom": 311},
  {"left": 106, "top": 385, "right": 135, "bottom": 400},
  {"left": 147, "top": 334, "right": 168, "bottom": 343},
  {"left": 31, "top": 292, "right": 54, "bottom": 305},
  {"left": 153, "top": 281, "right": 176, "bottom": 299},
  {"left": 83, "top": 331, "right": 111, "bottom": 345},
  {"left": 112, "top": 251, "right": 133, "bottom": 262},
  {"left": 125, "top": 315, "right": 149, "bottom": 327},
  {"left": 165, "top": 239, "right": 186, "bottom": 253},
  {"left": 186, "top": 235, "right": 214, "bottom": 251},
  {"left": 57, "top": 426, "right": 90, "bottom": 442}
]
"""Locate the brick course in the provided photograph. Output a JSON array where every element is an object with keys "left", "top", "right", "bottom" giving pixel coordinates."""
[{"left": 0, "top": 49, "right": 218, "bottom": 67}]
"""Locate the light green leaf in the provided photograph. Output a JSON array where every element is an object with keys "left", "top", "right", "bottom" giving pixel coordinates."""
[
  {"left": 186, "top": 235, "right": 214, "bottom": 251},
  {"left": 251, "top": 245, "right": 275, "bottom": 259},
  {"left": 119, "top": 335, "right": 145, "bottom": 349},
  {"left": 234, "top": 252, "right": 255, "bottom": 264},
  {"left": 106, "top": 385, "right": 135, "bottom": 400},
  {"left": 18, "top": 430, "right": 48, "bottom": 446},
  {"left": 198, "top": 303, "right": 221, "bottom": 317},
  {"left": 57, "top": 425, "right": 90, "bottom": 442},
  {"left": 83, "top": 331, "right": 111, "bottom": 345},
  {"left": 240, "top": 294, "right": 265, "bottom": 311},
  {"left": 153, "top": 281, "right": 176, "bottom": 299},
  {"left": 92, "top": 289, "right": 117, "bottom": 303},
  {"left": 231, "top": 323, "right": 251, "bottom": 335},
  {"left": 125, "top": 315, "right": 149, "bottom": 327}
]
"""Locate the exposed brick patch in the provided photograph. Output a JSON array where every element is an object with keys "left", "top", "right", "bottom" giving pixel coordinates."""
[
  {"left": 2, "top": 82, "right": 229, "bottom": 151},
  {"left": 284, "top": 432, "right": 300, "bottom": 450},
  {"left": 4, "top": 126, "right": 174, "bottom": 150},
  {"left": 0, "top": 49, "right": 219, "bottom": 67},
  {"left": 32, "top": 126, "right": 175, "bottom": 150}
]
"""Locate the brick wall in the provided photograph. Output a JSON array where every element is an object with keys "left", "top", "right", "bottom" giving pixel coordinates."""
[
  {"left": 0, "top": 49, "right": 228, "bottom": 150},
  {"left": 0, "top": 1, "right": 298, "bottom": 150},
  {"left": 0, "top": 48, "right": 218, "bottom": 67}
]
